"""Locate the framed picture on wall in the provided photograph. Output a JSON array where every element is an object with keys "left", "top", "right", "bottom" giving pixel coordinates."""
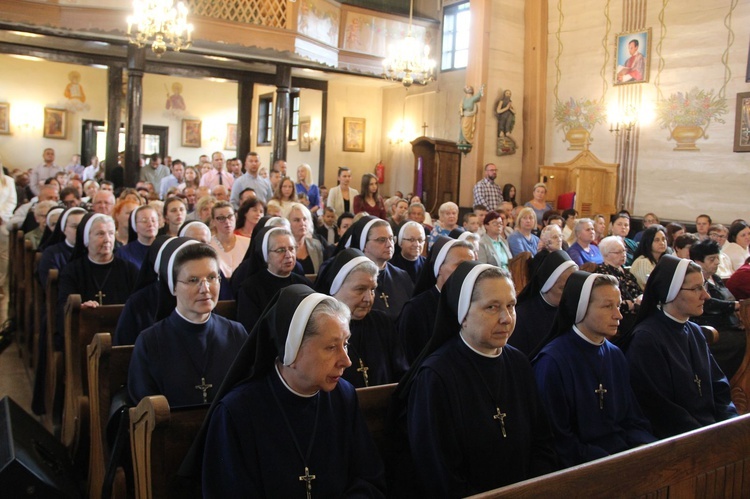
[
  {"left": 43, "top": 107, "right": 67, "bottom": 139},
  {"left": 734, "top": 92, "right": 750, "bottom": 152},
  {"left": 0, "top": 103, "right": 9, "bottom": 135},
  {"left": 613, "top": 28, "right": 651, "bottom": 85},
  {"left": 343, "top": 117, "right": 365, "bottom": 152},
  {"left": 225, "top": 123, "right": 237, "bottom": 150},
  {"left": 299, "top": 118, "right": 311, "bottom": 152},
  {"left": 182, "top": 119, "right": 202, "bottom": 148}
]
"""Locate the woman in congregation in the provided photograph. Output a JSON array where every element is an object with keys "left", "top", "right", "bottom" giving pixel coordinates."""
[
  {"left": 236, "top": 226, "right": 312, "bottom": 331},
  {"left": 428, "top": 201, "right": 460, "bottom": 249},
  {"left": 477, "top": 211, "right": 513, "bottom": 270},
  {"left": 189, "top": 285, "right": 386, "bottom": 497},
  {"left": 723, "top": 221, "right": 750, "bottom": 273},
  {"left": 24, "top": 201, "right": 59, "bottom": 250},
  {"left": 524, "top": 182, "right": 553, "bottom": 230},
  {"left": 183, "top": 166, "right": 200, "bottom": 189},
  {"left": 116, "top": 204, "right": 159, "bottom": 269},
  {"left": 295, "top": 163, "right": 320, "bottom": 209},
  {"left": 508, "top": 206, "right": 541, "bottom": 257},
  {"left": 566, "top": 218, "right": 603, "bottom": 266},
  {"left": 326, "top": 166, "right": 359, "bottom": 218},
  {"left": 127, "top": 241, "right": 247, "bottom": 407},
  {"left": 673, "top": 233, "right": 699, "bottom": 259},
  {"left": 113, "top": 198, "right": 139, "bottom": 246},
  {"left": 591, "top": 213, "right": 608, "bottom": 246},
  {"left": 630, "top": 225, "right": 668, "bottom": 289},
  {"left": 594, "top": 236, "right": 643, "bottom": 336},
  {"left": 398, "top": 261, "right": 557, "bottom": 496},
  {"left": 209, "top": 201, "right": 250, "bottom": 281},
  {"left": 192, "top": 195, "right": 216, "bottom": 225},
  {"left": 502, "top": 183, "right": 517, "bottom": 207},
  {"left": 621, "top": 255, "right": 738, "bottom": 439},
  {"left": 288, "top": 203, "right": 325, "bottom": 275},
  {"left": 665, "top": 222, "right": 685, "bottom": 252},
  {"left": 56, "top": 213, "right": 138, "bottom": 350},
  {"left": 633, "top": 212, "right": 660, "bottom": 243},
  {"left": 160, "top": 196, "right": 187, "bottom": 237},
  {"left": 271, "top": 177, "right": 298, "bottom": 219},
  {"left": 532, "top": 271, "right": 656, "bottom": 467},
  {"left": 353, "top": 173, "right": 387, "bottom": 219},
  {"left": 234, "top": 198, "right": 264, "bottom": 239},
  {"left": 316, "top": 249, "right": 408, "bottom": 387},
  {"left": 509, "top": 250, "right": 577, "bottom": 356},
  {"left": 609, "top": 213, "right": 638, "bottom": 265}
]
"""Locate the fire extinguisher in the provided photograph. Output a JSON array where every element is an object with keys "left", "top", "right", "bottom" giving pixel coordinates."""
[{"left": 375, "top": 161, "right": 385, "bottom": 184}]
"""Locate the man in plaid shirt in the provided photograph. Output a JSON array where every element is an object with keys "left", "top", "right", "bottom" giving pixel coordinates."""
[{"left": 472, "top": 163, "right": 503, "bottom": 211}]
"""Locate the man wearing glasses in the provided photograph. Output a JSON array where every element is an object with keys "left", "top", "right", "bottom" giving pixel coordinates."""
[{"left": 472, "top": 162, "right": 503, "bottom": 211}]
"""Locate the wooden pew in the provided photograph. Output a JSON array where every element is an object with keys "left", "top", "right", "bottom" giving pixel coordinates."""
[
  {"left": 44, "top": 268, "right": 64, "bottom": 436},
  {"left": 31, "top": 252, "right": 43, "bottom": 370},
  {"left": 23, "top": 240, "right": 35, "bottom": 365},
  {"left": 508, "top": 251, "right": 531, "bottom": 293},
  {"left": 356, "top": 383, "right": 397, "bottom": 457},
  {"left": 730, "top": 300, "right": 750, "bottom": 414},
  {"left": 14, "top": 230, "right": 26, "bottom": 357},
  {"left": 7, "top": 228, "right": 16, "bottom": 326},
  {"left": 469, "top": 414, "right": 750, "bottom": 498},
  {"left": 87, "top": 333, "right": 134, "bottom": 499}
]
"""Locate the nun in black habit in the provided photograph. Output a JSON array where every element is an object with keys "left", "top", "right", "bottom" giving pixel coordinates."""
[
  {"left": 56, "top": 212, "right": 138, "bottom": 350},
  {"left": 127, "top": 241, "right": 248, "bottom": 407},
  {"left": 531, "top": 271, "right": 655, "bottom": 467},
  {"left": 396, "top": 261, "right": 557, "bottom": 497},
  {"left": 389, "top": 221, "right": 427, "bottom": 284},
  {"left": 183, "top": 285, "right": 385, "bottom": 498},
  {"left": 508, "top": 250, "right": 577, "bottom": 356},
  {"left": 236, "top": 226, "right": 313, "bottom": 332},
  {"left": 178, "top": 220, "right": 233, "bottom": 300},
  {"left": 621, "top": 255, "right": 738, "bottom": 438},
  {"left": 316, "top": 248, "right": 408, "bottom": 387}
]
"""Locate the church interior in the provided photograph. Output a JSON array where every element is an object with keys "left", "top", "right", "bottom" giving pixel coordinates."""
[{"left": 1, "top": 0, "right": 750, "bottom": 496}]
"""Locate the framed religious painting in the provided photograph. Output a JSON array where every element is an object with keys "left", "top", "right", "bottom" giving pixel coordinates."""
[
  {"left": 734, "top": 92, "right": 750, "bottom": 152},
  {"left": 299, "top": 118, "right": 311, "bottom": 152},
  {"left": 343, "top": 117, "right": 365, "bottom": 152},
  {"left": 0, "top": 103, "right": 9, "bottom": 135},
  {"left": 225, "top": 123, "right": 237, "bottom": 150},
  {"left": 43, "top": 107, "right": 67, "bottom": 139},
  {"left": 613, "top": 29, "right": 651, "bottom": 85},
  {"left": 182, "top": 119, "right": 201, "bottom": 148}
]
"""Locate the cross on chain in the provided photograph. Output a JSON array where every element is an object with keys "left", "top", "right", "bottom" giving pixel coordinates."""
[
  {"left": 694, "top": 374, "right": 702, "bottom": 397},
  {"left": 357, "top": 358, "right": 370, "bottom": 387},
  {"left": 299, "top": 466, "right": 316, "bottom": 499},
  {"left": 95, "top": 290, "right": 106, "bottom": 306},
  {"left": 379, "top": 292, "right": 390, "bottom": 308},
  {"left": 595, "top": 383, "right": 608, "bottom": 410},
  {"left": 195, "top": 377, "right": 213, "bottom": 404},
  {"left": 493, "top": 407, "right": 507, "bottom": 438}
]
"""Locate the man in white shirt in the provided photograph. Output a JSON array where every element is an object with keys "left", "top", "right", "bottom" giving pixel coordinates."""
[{"left": 29, "top": 148, "right": 64, "bottom": 196}]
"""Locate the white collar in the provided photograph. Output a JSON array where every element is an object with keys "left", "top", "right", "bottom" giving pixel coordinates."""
[
  {"left": 175, "top": 307, "right": 211, "bottom": 325},
  {"left": 275, "top": 363, "right": 318, "bottom": 398},
  {"left": 572, "top": 324, "right": 605, "bottom": 346},
  {"left": 459, "top": 331, "right": 502, "bottom": 358}
]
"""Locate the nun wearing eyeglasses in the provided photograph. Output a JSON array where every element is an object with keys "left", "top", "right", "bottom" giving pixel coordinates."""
[
  {"left": 389, "top": 221, "right": 427, "bottom": 284},
  {"left": 531, "top": 271, "right": 655, "bottom": 468},
  {"left": 128, "top": 240, "right": 247, "bottom": 407},
  {"left": 621, "top": 255, "right": 738, "bottom": 439},
  {"left": 316, "top": 248, "right": 408, "bottom": 387},
  {"left": 186, "top": 285, "right": 386, "bottom": 498},
  {"left": 397, "top": 261, "right": 557, "bottom": 497}
]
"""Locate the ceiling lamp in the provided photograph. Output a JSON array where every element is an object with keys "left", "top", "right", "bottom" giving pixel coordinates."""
[
  {"left": 382, "top": 0, "right": 435, "bottom": 88},
  {"left": 127, "top": 0, "right": 193, "bottom": 57}
]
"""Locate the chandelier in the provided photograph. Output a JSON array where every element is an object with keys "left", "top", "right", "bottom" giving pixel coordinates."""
[
  {"left": 127, "top": 0, "right": 194, "bottom": 57},
  {"left": 382, "top": 0, "right": 435, "bottom": 88}
]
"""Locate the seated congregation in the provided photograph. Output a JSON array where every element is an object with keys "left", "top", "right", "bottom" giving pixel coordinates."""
[{"left": 11, "top": 153, "right": 750, "bottom": 498}]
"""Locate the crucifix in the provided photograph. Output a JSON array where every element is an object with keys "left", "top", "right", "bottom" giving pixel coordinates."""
[
  {"left": 299, "top": 466, "right": 316, "bottom": 499},
  {"left": 195, "top": 377, "right": 213, "bottom": 404},
  {"left": 357, "top": 358, "right": 370, "bottom": 387},
  {"left": 694, "top": 374, "right": 702, "bottom": 397},
  {"left": 421, "top": 122, "right": 429, "bottom": 135},
  {"left": 595, "top": 383, "right": 608, "bottom": 410},
  {"left": 493, "top": 407, "right": 507, "bottom": 438},
  {"left": 95, "top": 290, "right": 106, "bottom": 306},
  {"left": 379, "top": 292, "right": 390, "bottom": 308}
]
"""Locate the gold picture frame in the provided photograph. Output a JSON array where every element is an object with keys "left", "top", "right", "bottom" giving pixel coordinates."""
[
  {"left": 182, "top": 119, "right": 202, "bottom": 148},
  {"left": 0, "top": 103, "right": 9, "bottom": 135},
  {"left": 734, "top": 92, "right": 750, "bottom": 153},
  {"left": 43, "top": 107, "right": 67, "bottom": 139},
  {"left": 225, "top": 123, "right": 237, "bottom": 151},
  {"left": 614, "top": 28, "right": 652, "bottom": 85},
  {"left": 299, "top": 118, "right": 311, "bottom": 152},
  {"left": 343, "top": 117, "right": 365, "bottom": 152}
]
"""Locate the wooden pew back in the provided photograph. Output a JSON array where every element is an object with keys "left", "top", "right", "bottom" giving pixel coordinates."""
[
  {"left": 730, "top": 300, "right": 750, "bottom": 414},
  {"left": 44, "top": 268, "right": 63, "bottom": 436},
  {"left": 14, "top": 231, "right": 26, "bottom": 355},
  {"left": 23, "top": 240, "right": 35, "bottom": 364},
  {"left": 469, "top": 414, "right": 750, "bottom": 498},
  {"left": 31, "top": 252, "right": 43, "bottom": 371}
]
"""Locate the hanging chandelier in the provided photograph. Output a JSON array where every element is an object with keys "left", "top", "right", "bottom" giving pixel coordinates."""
[
  {"left": 382, "top": 0, "right": 435, "bottom": 88},
  {"left": 127, "top": 0, "right": 194, "bottom": 57}
]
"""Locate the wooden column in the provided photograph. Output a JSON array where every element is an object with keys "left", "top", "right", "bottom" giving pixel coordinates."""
[
  {"left": 105, "top": 65, "right": 123, "bottom": 183},
  {"left": 318, "top": 88, "right": 328, "bottom": 185},
  {"left": 272, "top": 65, "right": 292, "bottom": 163},
  {"left": 237, "top": 78, "right": 253, "bottom": 163},
  {"left": 124, "top": 45, "right": 145, "bottom": 188}
]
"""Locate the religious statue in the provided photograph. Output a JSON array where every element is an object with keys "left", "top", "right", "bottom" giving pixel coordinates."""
[
  {"left": 458, "top": 84, "right": 485, "bottom": 146},
  {"left": 495, "top": 88, "right": 517, "bottom": 156}
]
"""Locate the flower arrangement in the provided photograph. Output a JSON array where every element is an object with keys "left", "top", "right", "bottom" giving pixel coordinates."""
[
  {"left": 553, "top": 97, "right": 607, "bottom": 132},
  {"left": 656, "top": 88, "right": 727, "bottom": 129}
]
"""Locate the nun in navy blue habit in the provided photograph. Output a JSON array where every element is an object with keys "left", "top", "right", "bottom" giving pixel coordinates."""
[
  {"left": 389, "top": 221, "right": 426, "bottom": 284},
  {"left": 508, "top": 250, "right": 577, "bottom": 357},
  {"left": 532, "top": 271, "right": 655, "bottom": 467},
  {"left": 396, "top": 261, "right": 557, "bottom": 497},
  {"left": 182, "top": 284, "right": 385, "bottom": 498},
  {"left": 127, "top": 240, "right": 248, "bottom": 407},
  {"left": 116, "top": 204, "right": 159, "bottom": 269},
  {"left": 317, "top": 248, "right": 408, "bottom": 387},
  {"left": 621, "top": 255, "right": 738, "bottom": 438}
]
